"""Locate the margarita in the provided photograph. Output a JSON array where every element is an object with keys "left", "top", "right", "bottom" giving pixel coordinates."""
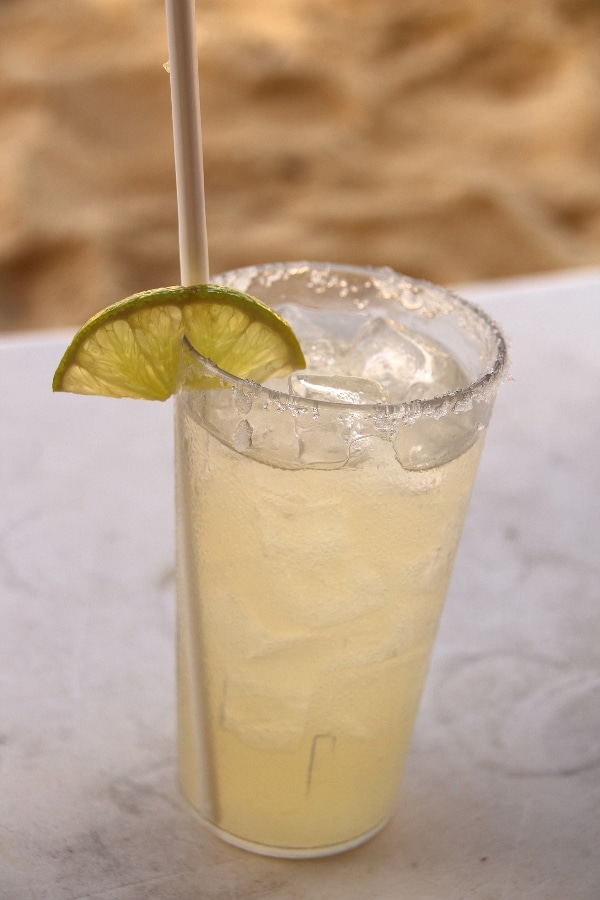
[{"left": 175, "top": 262, "right": 506, "bottom": 857}]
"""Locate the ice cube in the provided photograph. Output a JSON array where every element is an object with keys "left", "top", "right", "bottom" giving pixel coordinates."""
[
  {"left": 303, "top": 339, "right": 352, "bottom": 374},
  {"left": 348, "top": 317, "right": 467, "bottom": 404},
  {"left": 225, "top": 391, "right": 304, "bottom": 469},
  {"left": 221, "top": 677, "right": 312, "bottom": 750},
  {"left": 275, "top": 303, "right": 331, "bottom": 343},
  {"left": 296, "top": 422, "right": 351, "bottom": 469},
  {"left": 255, "top": 497, "right": 394, "bottom": 623},
  {"left": 289, "top": 373, "right": 388, "bottom": 405},
  {"left": 392, "top": 406, "right": 485, "bottom": 470},
  {"left": 311, "top": 651, "right": 430, "bottom": 738},
  {"left": 276, "top": 303, "right": 364, "bottom": 345},
  {"left": 287, "top": 375, "right": 386, "bottom": 468}
]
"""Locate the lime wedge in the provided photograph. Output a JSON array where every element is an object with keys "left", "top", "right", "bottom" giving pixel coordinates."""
[{"left": 52, "top": 283, "right": 306, "bottom": 400}]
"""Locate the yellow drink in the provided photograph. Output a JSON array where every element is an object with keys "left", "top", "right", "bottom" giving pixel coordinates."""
[{"left": 175, "top": 263, "right": 506, "bottom": 857}]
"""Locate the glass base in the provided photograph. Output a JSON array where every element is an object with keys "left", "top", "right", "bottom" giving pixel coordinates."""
[{"left": 181, "top": 794, "right": 392, "bottom": 859}]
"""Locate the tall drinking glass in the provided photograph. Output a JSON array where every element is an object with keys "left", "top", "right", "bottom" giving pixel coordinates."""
[{"left": 175, "top": 262, "right": 507, "bottom": 858}]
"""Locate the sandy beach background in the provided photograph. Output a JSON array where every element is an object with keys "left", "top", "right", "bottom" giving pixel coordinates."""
[{"left": 1, "top": 0, "right": 600, "bottom": 332}]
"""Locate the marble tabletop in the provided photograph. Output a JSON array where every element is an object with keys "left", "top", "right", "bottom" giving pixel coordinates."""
[{"left": 1, "top": 268, "right": 599, "bottom": 899}]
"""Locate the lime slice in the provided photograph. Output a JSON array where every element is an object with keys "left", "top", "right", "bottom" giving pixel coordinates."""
[{"left": 52, "top": 283, "right": 306, "bottom": 400}]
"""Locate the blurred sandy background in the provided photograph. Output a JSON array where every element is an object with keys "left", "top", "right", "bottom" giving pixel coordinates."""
[{"left": 1, "top": 0, "right": 600, "bottom": 332}]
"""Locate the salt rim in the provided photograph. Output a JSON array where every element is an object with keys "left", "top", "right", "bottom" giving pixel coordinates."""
[{"left": 183, "top": 262, "right": 508, "bottom": 428}]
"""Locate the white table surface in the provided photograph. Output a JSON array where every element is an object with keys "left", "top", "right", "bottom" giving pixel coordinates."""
[{"left": 1, "top": 268, "right": 599, "bottom": 899}]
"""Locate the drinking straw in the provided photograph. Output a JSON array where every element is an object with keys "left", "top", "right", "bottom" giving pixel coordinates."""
[
  {"left": 165, "top": 0, "right": 216, "bottom": 821},
  {"left": 165, "top": 0, "right": 210, "bottom": 285}
]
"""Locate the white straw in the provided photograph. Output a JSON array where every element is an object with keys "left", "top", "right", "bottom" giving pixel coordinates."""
[
  {"left": 165, "top": 0, "right": 210, "bottom": 285},
  {"left": 166, "top": 0, "right": 216, "bottom": 823}
]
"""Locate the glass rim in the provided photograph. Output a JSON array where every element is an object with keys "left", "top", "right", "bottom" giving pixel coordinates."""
[{"left": 181, "top": 262, "right": 508, "bottom": 421}]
